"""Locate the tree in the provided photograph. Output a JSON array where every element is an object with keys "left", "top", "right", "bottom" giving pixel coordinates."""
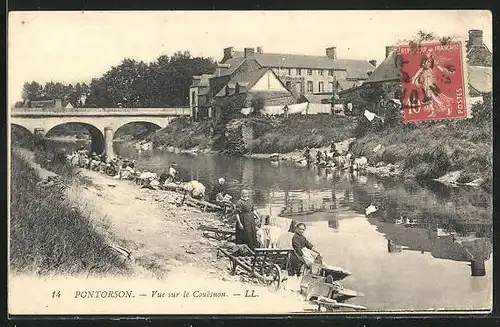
[
  {"left": 22, "top": 81, "right": 43, "bottom": 101},
  {"left": 250, "top": 93, "right": 266, "bottom": 116},
  {"left": 17, "top": 51, "right": 217, "bottom": 108}
]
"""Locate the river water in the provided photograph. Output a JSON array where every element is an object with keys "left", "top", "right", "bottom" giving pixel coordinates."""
[{"left": 48, "top": 140, "right": 494, "bottom": 311}]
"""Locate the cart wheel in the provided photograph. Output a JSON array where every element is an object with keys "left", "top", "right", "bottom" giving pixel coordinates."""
[{"left": 267, "top": 264, "right": 282, "bottom": 292}]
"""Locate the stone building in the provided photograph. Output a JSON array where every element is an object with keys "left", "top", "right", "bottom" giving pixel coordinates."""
[
  {"left": 189, "top": 46, "right": 376, "bottom": 120},
  {"left": 221, "top": 46, "right": 376, "bottom": 96}
]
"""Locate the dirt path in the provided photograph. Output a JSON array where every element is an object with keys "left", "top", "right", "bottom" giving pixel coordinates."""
[
  {"left": 12, "top": 148, "right": 311, "bottom": 313},
  {"left": 67, "top": 168, "right": 235, "bottom": 279}
]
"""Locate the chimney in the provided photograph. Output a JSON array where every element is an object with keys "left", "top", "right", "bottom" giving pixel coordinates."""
[
  {"left": 326, "top": 47, "right": 337, "bottom": 60},
  {"left": 468, "top": 29, "right": 483, "bottom": 47},
  {"left": 244, "top": 47, "right": 255, "bottom": 57},
  {"left": 223, "top": 47, "right": 234, "bottom": 61},
  {"left": 256, "top": 46, "right": 263, "bottom": 54},
  {"left": 385, "top": 46, "right": 398, "bottom": 58},
  {"left": 55, "top": 98, "right": 62, "bottom": 110},
  {"left": 369, "top": 59, "right": 377, "bottom": 67},
  {"left": 216, "top": 63, "right": 230, "bottom": 77}
]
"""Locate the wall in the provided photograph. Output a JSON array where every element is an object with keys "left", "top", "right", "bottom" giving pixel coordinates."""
[
  {"left": 252, "top": 71, "right": 289, "bottom": 92},
  {"left": 271, "top": 68, "right": 348, "bottom": 94},
  {"left": 247, "top": 91, "right": 296, "bottom": 107}
]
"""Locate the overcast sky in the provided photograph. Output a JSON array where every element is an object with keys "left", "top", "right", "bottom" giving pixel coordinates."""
[{"left": 8, "top": 10, "right": 492, "bottom": 106}]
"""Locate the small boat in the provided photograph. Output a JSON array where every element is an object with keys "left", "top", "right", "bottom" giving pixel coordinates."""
[{"left": 320, "top": 264, "right": 352, "bottom": 280}]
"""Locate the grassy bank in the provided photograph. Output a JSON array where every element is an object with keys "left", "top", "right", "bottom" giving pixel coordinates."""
[
  {"left": 10, "top": 149, "right": 130, "bottom": 275},
  {"left": 350, "top": 107, "right": 492, "bottom": 191},
  {"left": 245, "top": 115, "right": 356, "bottom": 154},
  {"left": 150, "top": 102, "right": 491, "bottom": 191},
  {"left": 152, "top": 117, "right": 214, "bottom": 150},
  {"left": 152, "top": 115, "right": 357, "bottom": 154}
]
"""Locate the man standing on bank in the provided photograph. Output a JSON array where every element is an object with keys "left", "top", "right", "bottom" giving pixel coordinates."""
[{"left": 235, "top": 189, "right": 260, "bottom": 250}]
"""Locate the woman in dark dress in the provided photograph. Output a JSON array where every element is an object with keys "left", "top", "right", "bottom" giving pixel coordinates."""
[
  {"left": 289, "top": 223, "right": 321, "bottom": 277},
  {"left": 235, "top": 189, "right": 260, "bottom": 250}
]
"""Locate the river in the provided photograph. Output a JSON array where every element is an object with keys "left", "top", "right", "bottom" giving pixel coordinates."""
[{"left": 48, "top": 139, "right": 494, "bottom": 311}]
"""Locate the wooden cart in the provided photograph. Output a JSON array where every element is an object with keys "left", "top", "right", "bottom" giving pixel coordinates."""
[
  {"left": 199, "top": 225, "right": 235, "bottom": 241},
  {"left": 218, "top": 247, "right": 292, "bottom": 292}
]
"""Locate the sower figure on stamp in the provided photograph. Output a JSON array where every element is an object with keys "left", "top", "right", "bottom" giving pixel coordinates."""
[
  {"left": 411, "top": 48, "right": 455, "bottom": 117},
  {"left": 234, "top": 189, "right": 260, "bottom": 250}
]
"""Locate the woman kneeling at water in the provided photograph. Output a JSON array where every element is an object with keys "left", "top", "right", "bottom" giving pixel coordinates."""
[{"left": 289, "top": 223, "right": 321, "bottom": 277}]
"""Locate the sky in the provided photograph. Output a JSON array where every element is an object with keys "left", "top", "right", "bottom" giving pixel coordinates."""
[{"left": 8, "top": 10, "right": 492, "bottom": 106}]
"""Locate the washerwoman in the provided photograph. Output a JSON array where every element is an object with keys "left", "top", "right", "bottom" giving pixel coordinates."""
[{"left": 235, "top": 189, "right": 260, "bottom": 250}]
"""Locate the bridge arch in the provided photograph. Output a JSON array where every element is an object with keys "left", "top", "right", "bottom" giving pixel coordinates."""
[
  {"left": 46, "top": 122, "right": 105, "bottom": 154},
  {"left": 113, "top": 121, "right": 163, "bottom": 141},
  {"left": 11, "top": 124, "right": 34, "bottom": 146}
]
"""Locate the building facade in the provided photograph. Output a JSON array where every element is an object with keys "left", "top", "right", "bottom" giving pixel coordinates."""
[
  {"left": 221, "top": 46, "right": 376, "bottom": 96},
  {"left": 189, "top": 46, "right": 377, "bottom": 119}
]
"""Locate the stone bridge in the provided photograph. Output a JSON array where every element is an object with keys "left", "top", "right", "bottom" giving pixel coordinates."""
[{"left": 10, "top": 107, "right": 191, "bottom": 156}]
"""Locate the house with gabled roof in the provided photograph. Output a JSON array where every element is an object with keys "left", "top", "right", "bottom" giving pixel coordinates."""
[{"left": 210, "top": 56, "right": 296, "bottom": 121}]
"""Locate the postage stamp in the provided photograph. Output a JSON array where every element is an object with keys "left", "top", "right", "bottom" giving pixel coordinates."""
[
  {"left": 7, "top": 10, "right": 492, "bottom": 319},
  {"left": 400, "top": 41, "right": 468, "bottom": 123}
]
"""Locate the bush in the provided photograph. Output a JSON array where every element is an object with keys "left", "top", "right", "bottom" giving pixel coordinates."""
[{"left": 152, "top": 118, "right": 213, "bottom": 150}]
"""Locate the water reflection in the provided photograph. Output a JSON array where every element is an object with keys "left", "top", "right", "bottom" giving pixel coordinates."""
[
  {"left": 42, "top": 140, "right": 492, "bottom": 309},
  {"left": 328, "top": 219, "right": 339, "bottom": 230}
]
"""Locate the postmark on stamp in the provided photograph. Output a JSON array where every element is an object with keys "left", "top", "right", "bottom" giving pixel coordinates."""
[{"left": 399, "top": 41, "right": 468, "bottom": 123}]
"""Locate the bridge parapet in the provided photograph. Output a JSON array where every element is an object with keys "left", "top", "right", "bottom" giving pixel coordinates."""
[{"left": 11, "top": 107, "right": 191, "bottom": 117}]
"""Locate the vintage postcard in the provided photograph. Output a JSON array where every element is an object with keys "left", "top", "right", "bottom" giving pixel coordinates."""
[{"left": 8, "top": 10, "right": 493, "bottom": 316}]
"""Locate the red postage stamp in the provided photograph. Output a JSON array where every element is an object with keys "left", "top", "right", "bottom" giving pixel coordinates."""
[{"left": 399, "top": 41, "right": 468, "bottom": 123}]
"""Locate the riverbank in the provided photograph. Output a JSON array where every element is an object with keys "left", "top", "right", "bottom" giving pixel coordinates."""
[
  {"left": 148, "top": 109, "right": 491, "bottom": 191},
  {"left": 10, "top": 147, "right": 319, "bottom": 314},
  {"left": 12, "top": 147, "right": 238, "bottom": 279},
  {"left": 11, "top": 148, "right": 311, "bottom": 292},
  {"left": 10, "top": 148, "right": 131, "bottom": 276}
]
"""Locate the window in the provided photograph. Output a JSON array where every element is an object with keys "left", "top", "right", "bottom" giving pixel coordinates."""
[
  {"left": 307, "top": 81, "right": 314, "bottom": 93},
  {"left": 296, "top": 68, "right": 302, "bottom": 76},
  {"left": 307, "top": 69, "right": 312, "bottom": 75},
  {"left": 328, "top": 70, "right": 334, "bottom": 76},
  {"left": 329, "top": 82, "right": 334, "bottom": 92},
  {"left": 285, "top": 81, "right": 292, "bottom": 89},
  {"left": 319, "top": 70, "right": 324, "bottom": 76},
  {"left": 287, "top": 68, "right": 292, "bottom": 76},
  {"left": 318, "top": 82, "right": 324, "bottom": 93}
]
